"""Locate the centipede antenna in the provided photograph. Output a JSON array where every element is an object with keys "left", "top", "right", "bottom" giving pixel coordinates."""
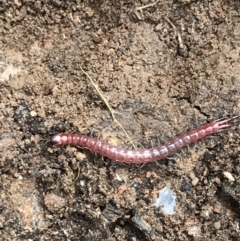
[
  {"left": 214, "top": 129, "right": 231, "bottom": 134},
  {"left": 215, "top": 115, "right": 240, "bottom": 124},
  {"left": 213, "top": 117, "right": 225, "bottom": 123},
  {"left": 228, "top": 115, "right": 240, "bottom": 124}
]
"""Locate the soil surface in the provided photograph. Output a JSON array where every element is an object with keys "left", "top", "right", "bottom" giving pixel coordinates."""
[{"left": 1, "top": 1, "right": 240, "bottom": 240}]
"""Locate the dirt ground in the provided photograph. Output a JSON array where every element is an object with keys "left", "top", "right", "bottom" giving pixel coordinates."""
[{"left": 1, "top": 0, "right": 240, "bottom": 240}]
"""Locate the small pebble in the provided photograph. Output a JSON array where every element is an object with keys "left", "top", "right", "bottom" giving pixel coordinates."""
[
  {"left": 223, "top": 171, "right": 235, "bottom": 182},
  {"left": 213, "top": 221, "right": 221, "bottom": 230},
  {"left": 75, "top": 151, "right": 86, "bottom": 161},
  {"left": 191, "top": 177, "right": 199, "bottom": 186},
  {"left": 30, "top": 110, "right": 37, "bottom": 117},
  {"left": 185, "top": 218, "right": 195, "bottom": 226},
  {"left": 189, "top": 171, "right": 196, "bottom": 180},
  {"left": 118, "top": 184, "right": 127, "bottom": 194},
  {"left": 133, "top": 182, "right": 140, "bottom": 189},
  {"left": 203, "top": 151, "right": 215, "bottom": 162},
  {"left": 132, "top": 214, "right": 155, "bottom": 236},
  {"left": 212, "top": 177, "right": 221, "bottom": 185},
  {"left": 213, "top": 205, "right": 222, "bottom": 214},
  {"left": 155, "top": 23, "right": 163, "bottom": 32},
  {"left": 0, "top": 215, "right": 6, "bottom": 229},
  {"left": 180, "top": 182, "right": 192, "bottom": 192},
  {"left": 187, "top": 225, "right": 201, "bottom": 237},
  {"left": 44, "top": 193, "right": 66, "bottom": 212},
  {"left": 200, "top": 210, "right": 211, "bottom": 219}
]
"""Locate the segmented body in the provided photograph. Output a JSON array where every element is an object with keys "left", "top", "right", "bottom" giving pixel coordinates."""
[{"left": 52, "top": 118, "right": 236, "bottom": 164}]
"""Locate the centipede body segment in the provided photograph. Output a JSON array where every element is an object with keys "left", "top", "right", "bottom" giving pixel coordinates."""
[{"left": 52, "top": 117, "right": 239, "bottom": 164}]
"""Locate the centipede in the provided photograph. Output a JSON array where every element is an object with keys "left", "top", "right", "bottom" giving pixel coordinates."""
[{"left": 52, "top": 116, "right": 239, "bottom": 164}]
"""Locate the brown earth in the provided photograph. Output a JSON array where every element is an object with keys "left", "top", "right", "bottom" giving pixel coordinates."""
[{"left": 0, "top": 1, "right": 240, "bottom": 240}]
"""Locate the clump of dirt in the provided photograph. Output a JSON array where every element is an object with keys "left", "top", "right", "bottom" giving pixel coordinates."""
[{"left": 0, "top": 1, "right": 240, "bottom": 240}]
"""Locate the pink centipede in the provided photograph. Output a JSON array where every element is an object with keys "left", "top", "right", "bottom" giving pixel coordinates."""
[{"left": 52, "top": 116, "right": 239, "bottom": 164}]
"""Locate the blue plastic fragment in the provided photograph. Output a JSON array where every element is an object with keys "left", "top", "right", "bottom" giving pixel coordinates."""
[{"left": 154, "top": 187, "right": 176, "bottom": 215}]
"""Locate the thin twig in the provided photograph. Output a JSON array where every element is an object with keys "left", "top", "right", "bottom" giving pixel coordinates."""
[
  {"left": 135, "top": 0, "right": 162, "bottom": 20},
  {"left": 79, "top": 65, "right": 137, "bottom": 149},
  {"left": 136, "top": 0, "right": 160, "bottom": 11},
  {"left": 164, "top": 17, "right": 184, "bottom": 49}
]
